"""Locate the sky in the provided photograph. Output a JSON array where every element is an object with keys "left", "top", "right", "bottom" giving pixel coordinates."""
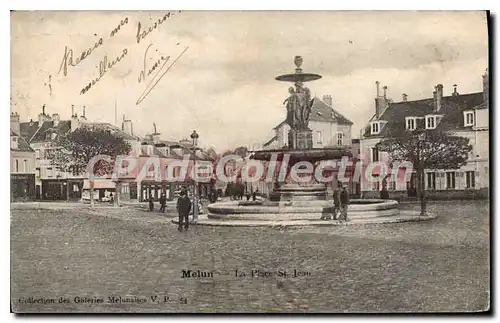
[{"left": 11, "top": 11, "right": 488, "bottom": 151}]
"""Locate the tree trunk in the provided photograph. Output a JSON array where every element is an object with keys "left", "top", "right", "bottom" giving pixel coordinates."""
[
  {"left": 419, "top": 167, "right": 426, "bottom": 216},
  {"left": 418, "top": 165, "right": 426, "bottom": 216},
  {"left": 90, "top": 180, "right": 95, "bottom": 209},
  {"left": 114, "top": 181, "right": 121, "bottom": 207}
]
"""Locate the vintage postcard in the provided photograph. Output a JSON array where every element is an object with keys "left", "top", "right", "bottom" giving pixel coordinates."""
[{"left": 10, "top": 11, "right": 490, "bottom": 313}]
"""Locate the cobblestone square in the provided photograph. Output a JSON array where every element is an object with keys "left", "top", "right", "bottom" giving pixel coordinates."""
[{"left": 10, "top": 200, "right": 489, "bottom": 313}]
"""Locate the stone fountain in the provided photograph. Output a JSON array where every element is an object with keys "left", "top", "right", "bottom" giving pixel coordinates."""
[{"left": 203, "top": 57, "right": 427, "bottom": 226}]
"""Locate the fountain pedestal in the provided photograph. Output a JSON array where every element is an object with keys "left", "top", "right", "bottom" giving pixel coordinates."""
[
  {"left": 288, "top": 129, "right": 313, "bottom": 150},
  {"left": 269, "top": 183, "right": 327, "bottom": 202}
]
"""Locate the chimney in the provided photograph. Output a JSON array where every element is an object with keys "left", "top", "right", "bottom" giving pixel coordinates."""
[
  {"left": 10, "top": 112, "right": 20, "bottom": 135},
  {"left": 80, "top": 106, "right": 87, "bottom": 120},
  {"left": 435, "top": 84, "right": 443, "bottom": 112},
  {"left": 122, "top": 119, "right": 133, "bottom": 136},
  {"left": 452, "top": 84, "right": 459, "bottom": 97},
  {"left": 71, "top": 112, "right": 79, "bottom": 131},
  {"left": 152, "top": 123, "right": 161, "bottom": 143},
  {"left": 402, "top": 93, "right": 408, "bottom": 102},
  {"left": 383, "top": 86, "right": 387, "bottom": 99},
  {"left": 52, "top": 113, "right": 60, "bottom": 127},
  {"left": 375, "top": 81, "right": 380, "bottom": 97},
  {"left": 483, "top": 69, "right": 489, "bottom": 106},
  {"left": 38, "top": 104, "right": 51, "bottom": 124},
  {"left": 322, "top": 95, "right": 333, "bottom": 106}
]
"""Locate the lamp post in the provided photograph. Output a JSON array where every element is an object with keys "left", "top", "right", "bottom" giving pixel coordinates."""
[
  {"left": 190, "top": 130, "right": 200, "bottom": 222},
  {"left": 417, "top": 132, "right": 427, "bottom": 216}
]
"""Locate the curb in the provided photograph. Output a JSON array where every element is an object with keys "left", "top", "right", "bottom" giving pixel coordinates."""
[{"left": 171, "top": 212, "right": 437, "bottom": 227}]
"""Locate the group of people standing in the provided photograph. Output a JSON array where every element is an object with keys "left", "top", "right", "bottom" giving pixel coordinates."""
[
  {"left": 321, "top": 185, "right": 350, "bottom": 221},
  {"left": 148, "top": 194, "right": 167, "bottom": 212}
]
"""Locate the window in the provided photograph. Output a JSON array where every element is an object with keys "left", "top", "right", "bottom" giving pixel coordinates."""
[
  {"left": 15, "top": 160, "right": 19, "bottom": 172},
  {"left": 426, "top": 116, "right": 436, "bottom": 129},
  {"left": 36, "top": 168, "right": 41, "bottom": 178},
  {"left": 35, "top": 149, "right": 40, "bottom": 159},
  {"left": 47, "top": 167, "right": 53, "bottom": 178},
  {"left": 371, "top": 147, "right": 379, "bottom": 162},
  {"left": 464, "top": 111, "right": 474, "bottom": 126},
  {"left": 466, "top": 171, "right": 475, "bottom": 188},
  {"left": 446, "top": 172, "right": 456, "bottom": 189},
  {"left": 406, "top": 117, "right": 416, "bottom": 130},
  {"left": 371, "top": 122, "right": 380, "bottom": 134},
  {"left": 373, "top": 181, "right": 380, "bottom": 191},
  {"left": 337, "top": 132, "right": 343, "bottom": 146},
  {"left": 388, "top": 180, "right": 396, "bottom": 191},
  {"left": 426, "top": 172, "right": 436, "bottom": 190},
  {"left": 316, "top": 131, "right": 322, "bottom": 144},
  {"left": 23, "top": 160, "right": 28, "bottom": 173}
]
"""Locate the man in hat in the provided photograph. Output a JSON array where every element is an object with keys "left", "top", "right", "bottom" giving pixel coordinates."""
[
  {"left": 339, "top": 184, "right": 350, "bottom": 222},
  {"left": 177, "top": 190, "right": 192, "bottom": 232},
  {"left": 159, "top": 193, "right": 167, "bottom": 213},
  {"left": 332, "top": 187, "right": 341, "bottom": 220}
]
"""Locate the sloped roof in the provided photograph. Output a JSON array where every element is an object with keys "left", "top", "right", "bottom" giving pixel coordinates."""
[
  {"left": 83, "top": 122, "right": 141, "bottom": 141},
  {"left": 19, "top": 120, "right": 39, "bottom": 141},
  {"left": 273, "top": 96, "right": 353, "bottom": 129},
  {"left": 263, "top": 135, "right": 278, "bottom": 147},
  {"left": 363, "top": 91, "right": 485, "bottom": 138},
  {"left": 20, "top": 120, "right": 72, "bottom": 143},
  {"left": 310, "top": 97, "right": 353, "bottom": 125},
  {"left": 11, "top": 130, "right": 35, "bottom": 152}
]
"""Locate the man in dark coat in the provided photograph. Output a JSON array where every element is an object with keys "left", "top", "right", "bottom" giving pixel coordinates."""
[
  {"left": 177, "top": 190, "right": 192, "bottom": 232},
  {"left": 332, "top": 188, "right": 341, "bottom": 220},
  {"left": 148, "top": 195, "right": 154, "bottom": 212},
  {"left": 339, "top": 185, "right": 350, "bottom": 221},
  {"left": 159, "top": 193, "right": 167, "bottom": 213}
]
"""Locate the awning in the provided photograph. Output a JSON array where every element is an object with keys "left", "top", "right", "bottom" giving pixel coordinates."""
[{"left": 83, "top": 179, "right": 116, "bottom": 190}]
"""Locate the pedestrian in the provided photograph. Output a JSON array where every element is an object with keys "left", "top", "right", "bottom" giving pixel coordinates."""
[
  {"left": 380, "top": 187, "right": 390, "bottom": 200},
  {"left": 332, "top": 188, "right": 341, "bottom": 220},
  {"left": 177, "top": 190, "right": 192, "bottom": 232},
  {"left": 148, "top": 195, "right": 154, "bottom": 212},
  {"left": 252, "top": 191, "right": 257, "bottom": 201},
  {"left": 246, "top": 192, "right": 251, "bottom": 201},
  {"left": 159, "top": 193, "right": 166, "bottom": 213},
  {"left": 339, "top": 185, "right": 350, "bottom": 221},
  {"left": 109, "top": 192, "right": 114, "bottom": 205}
]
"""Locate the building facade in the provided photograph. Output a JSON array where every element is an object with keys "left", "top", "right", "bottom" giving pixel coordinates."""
[
  {"left": 359, "top": 72, "right": 489, "bottom": 200},
  {"left": 263, "top": 95, "right": 353, "bottom": 150},
  {"left": 16, "top": 106, "right": 142, "bottom": 201},
  {"left": 10, "top": 119, "right": 36, "bottom": 201}
]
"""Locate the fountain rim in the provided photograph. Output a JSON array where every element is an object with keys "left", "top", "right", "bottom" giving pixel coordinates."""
[
  {"left": 250, "top": 147, "right": 353, "bottom": 161},
  {"left": 275, "top": 73, "right": 322, "bottom": 83}
]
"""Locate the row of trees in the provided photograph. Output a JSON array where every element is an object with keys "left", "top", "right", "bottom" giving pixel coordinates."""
[
  {"left": 50, "top": 126, "right": 472, "bottom": 215},
  {"left": 51, "top": 127, "right": 252, "bottom": 208}
]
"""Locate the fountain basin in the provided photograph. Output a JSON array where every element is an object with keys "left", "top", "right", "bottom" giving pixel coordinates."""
[{"left": 207, "top": 199, "right": 400, "bottom": 221}]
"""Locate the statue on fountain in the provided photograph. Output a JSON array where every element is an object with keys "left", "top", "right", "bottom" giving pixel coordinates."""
[{"left": 284, "top": 82, "right": 313, "bottom": 131}]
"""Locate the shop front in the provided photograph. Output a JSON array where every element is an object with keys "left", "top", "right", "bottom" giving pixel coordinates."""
[{"left": 11, "top": 173, "right": 35, "bottom": 201}]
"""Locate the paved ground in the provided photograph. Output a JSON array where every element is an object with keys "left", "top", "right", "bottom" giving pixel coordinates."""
[{"left": 10, "top": 200, "right": 490, "bottom": 313}]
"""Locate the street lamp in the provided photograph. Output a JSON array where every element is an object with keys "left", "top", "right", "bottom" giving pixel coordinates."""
[
  {"left": 190, "top": 130, "right": 200, "bottom": 222},
  {"left": 417, "top": 132, "right": 427, "bottom": 216}
]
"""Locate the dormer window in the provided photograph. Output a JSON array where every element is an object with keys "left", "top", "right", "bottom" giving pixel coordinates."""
[
  {"left": 464, "top": 111, "right": 474, "bottom": 127},
  {"left": 405, "top": 117, "right": 416, "bottom": 131},
  {"left": 426, "top": 116, "right": 436, "bottom": 129},
  {"left": 371, "top": 122, "right": 380, "bottom": 135}
]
